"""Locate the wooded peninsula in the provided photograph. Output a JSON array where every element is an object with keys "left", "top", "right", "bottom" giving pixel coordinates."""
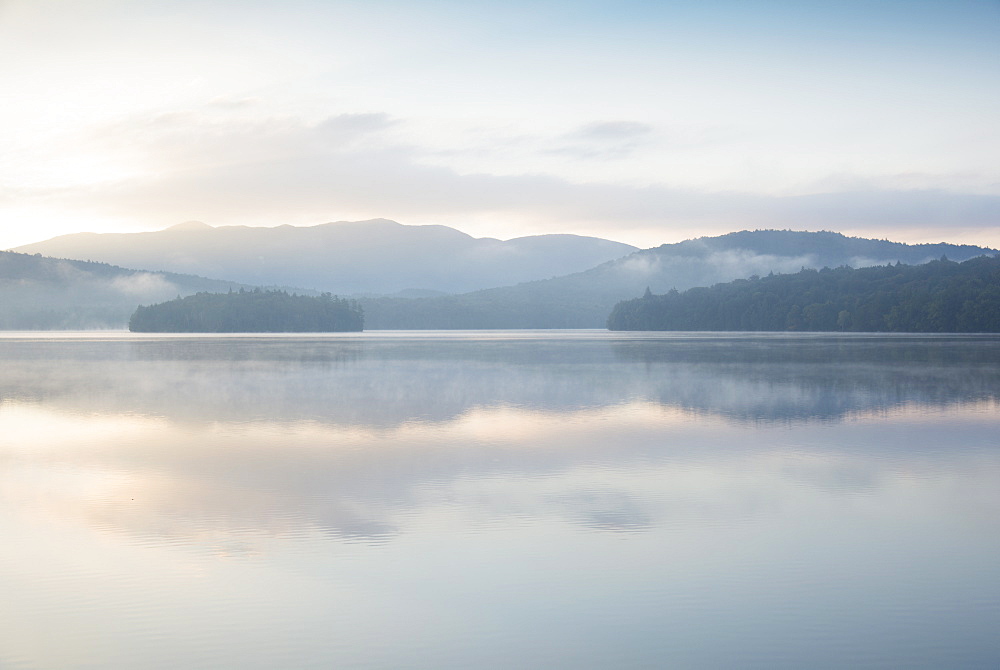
[
  {"left": 608, "top": 255, "right": 1000, "bottom": 332},
  {"left": 129, "top": 290, "right": 364, "bottom": 332}
]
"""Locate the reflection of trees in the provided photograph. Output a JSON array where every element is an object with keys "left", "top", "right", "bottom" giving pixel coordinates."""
[
  {"left": 3, "top": 334, "right": 999, "bottom": 548},
  {"left": 0, "top": 335, "right": 999, "bottom": 426},
  {"left": 612, "top": 335, "right": 1000, "bottom": 422}
]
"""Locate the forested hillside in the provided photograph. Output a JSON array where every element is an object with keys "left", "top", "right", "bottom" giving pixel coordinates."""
[
  {"left": 7, "top": 229, "right": 997, "bottom": 331},
  {"left": 129, "top": 290, "right": 364, "bottom": 332},
  {"left": 361, "top": 230, "right": 996, "bottom": 329},
  {"left": 607, "top": 255, "right": 1000, "bottom": 332},
  {"left": 0, "top": 251, "right": 249, "bottom": 329}
]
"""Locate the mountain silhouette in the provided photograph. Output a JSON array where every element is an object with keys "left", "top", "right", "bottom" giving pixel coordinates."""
[{"left": 14, "top": 219, "right": 638, "bottom": 296}]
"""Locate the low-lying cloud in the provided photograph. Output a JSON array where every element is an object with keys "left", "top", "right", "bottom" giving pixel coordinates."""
[
  {"left": 110, "top": 272, "right": 178, "bottom": 297},
  {"left": 11, "top": 110, "right": 1000, "bottom": 247}
]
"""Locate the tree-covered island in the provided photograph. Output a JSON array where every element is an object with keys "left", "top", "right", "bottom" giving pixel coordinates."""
[
  {"left": 129, "top": 289, "right": 364, "bottom": 332},
  {"left": 607, "top": 255, "right": 1000, "bottom": 332}
]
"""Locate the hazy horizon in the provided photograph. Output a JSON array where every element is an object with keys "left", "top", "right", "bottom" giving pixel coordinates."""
[
  {"left": 9, "top": 218, "right": 1000, "bottom": 257},
  {"left": 11, "top": 218, "right": 644, "bottom": 249},
  {"left": 1, "top": 0, "right": 998, "bottom": 251}
]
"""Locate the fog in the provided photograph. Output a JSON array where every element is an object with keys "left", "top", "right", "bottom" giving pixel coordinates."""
[
  {"left": 1, "top": 333, "right": 997, "bottom": 570},
  {"left": 0, "top": 267, "right": 182, "bottom": 329},
  {"left": 0, "top": 252, "right": 246, "bottom": 329},
  {"left": 2, "top": 333, "right": 997, "bottom": 427},
  {"left": 2, "top": 333, "right": 999, "bottom": 669}
]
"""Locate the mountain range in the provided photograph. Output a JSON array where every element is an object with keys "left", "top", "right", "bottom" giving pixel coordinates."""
[
  {"left": 14, "top": 219, "right": 638, "bottom": 296},
  {"left": 360, "top": 230, "right": 997, "bottom": 328},
  {"left": 5, "top": 221, "right": 997, "bottom": 329}
]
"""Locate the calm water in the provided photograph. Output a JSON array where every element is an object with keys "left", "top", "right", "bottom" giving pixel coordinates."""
[{"left": 1, "top": 331, "right": 999, "bottom": 668}]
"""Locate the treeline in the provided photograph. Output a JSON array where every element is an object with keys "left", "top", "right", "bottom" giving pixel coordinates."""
[
  {"left": 359, "top": 230, "right": 996, "bottom": 330},
  {"left": 607, "top": 255, "right": 1000, "bottom": 332},
  {"left": 0, "top": 250, "right": 254, "bottom": 329},
  {"left": 129, "top": 289, "right": 364, "bottom": 332}
]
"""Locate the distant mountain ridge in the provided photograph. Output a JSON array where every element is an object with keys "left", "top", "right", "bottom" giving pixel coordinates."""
[
  {"left": 14, "top": 219, "right": 639, "bottom": 296},
  {"left": 360, "top": 230, "right": 997, "bottom": 328},
  {"left": 5, "top": 227, "right": 996, "bottom": 330}
]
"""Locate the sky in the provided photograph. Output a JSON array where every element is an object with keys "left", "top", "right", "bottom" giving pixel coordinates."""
[{"left": 1, "top": 0, "right": 998, "bottom": 250}]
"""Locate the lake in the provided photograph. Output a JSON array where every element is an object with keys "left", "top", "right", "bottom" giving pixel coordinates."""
[{"left": 1, "top": 331, "right": 999, "bottom": 668}]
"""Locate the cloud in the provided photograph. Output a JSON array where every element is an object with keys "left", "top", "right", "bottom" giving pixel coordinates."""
[
  {"left": 549, "top": 119, "right": 732, "bottom": 163},
  {"left": 207, "top": 95, "right": 261, "bottom": 110},
  {"left": 8, "top": 109, "right": 1000, "bottom": 248},
  {"left": 573, "top": 121, "right": 654, "bottom": 141},
  {"left": 110, "top": 272, "right": 178, "bottom": 297},
  {"left": 548, "top": 120, "right": 656, "bottom": 160},
  {"left": 702, "top": 250, "right": 817, "bottom": 278},
  {"left": 618, "top": 254, "right": 663, "bottom": 276},
  {"left": 316, "top": 112, "right": 396, "bottom": 136}
]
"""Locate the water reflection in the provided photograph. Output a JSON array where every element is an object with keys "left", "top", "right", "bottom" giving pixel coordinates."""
[
  {"left": 1, "top": 333, "right": 998, "bottom": 425},
  {"left": 1, "top": 333, "right": 998, "bottom": 668}
]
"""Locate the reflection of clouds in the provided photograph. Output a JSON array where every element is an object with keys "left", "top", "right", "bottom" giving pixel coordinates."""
[
  {"left": 779, "top": 458, "right": 880, "bottom": 495},
  {"left": 553, "top": 490, "right": 652, "bottom": 533},
  {"left": 3, "top": 395, "right": 997, "bottom": 554},
  {"left": 2, "top": 338, "right": 998, "bottom": 670},
  {"left": 1, "top": 334, "right": 999, "bottom": 553}
]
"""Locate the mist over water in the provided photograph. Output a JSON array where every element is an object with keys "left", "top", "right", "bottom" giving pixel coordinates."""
[{"left": 1, "top": 332, "right": 998, "bottom": 668}]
